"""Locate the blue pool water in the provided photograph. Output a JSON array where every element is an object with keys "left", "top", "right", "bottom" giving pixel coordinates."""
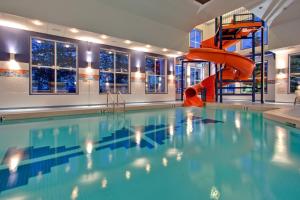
[{"left": 0, "top": 107, "right": 300, "bottom": 200}]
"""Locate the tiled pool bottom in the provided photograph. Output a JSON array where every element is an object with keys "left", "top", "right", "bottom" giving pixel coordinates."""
[{"left": 0, "top": 107, "right": 300, "bottom": 200}]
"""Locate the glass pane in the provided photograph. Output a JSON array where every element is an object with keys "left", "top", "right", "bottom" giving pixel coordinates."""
[
  {"left": 56, "top": 69, "right": 77, "bottom": 93},
  {"left": 255, "top": 62, "right": 268, "bottom": 93},
  {"left": 57, "top": 42, "right": 77, "bottom": 68},
  {"left": 290, "top": 76, "right": 300, "bottom": 93},
  {"left": 99, "top": 49, "right": 114, "bottom": 72},
  {"left": 31, "top": 38, "right": 55, "bottom": 66},
  {"left": 290, "top": 54, "right": 300, "bottom": 93},
  {"left": 99, "top": 72, "right": 114, "bottom": 93},
  {"left": 146, "top": 75, "right": 156, "bottom": 93},
  {"left": 290, "top": 55, "right": 300, "bottom": 74},
  {"left": 195, "top": 30, "right": 201, "bottom": 42},
  {"left": 156, "top": 58, "right": 165, "bottom": 75},
  {"left": 116, "top": 73, "right": 129, "bottom": 85},
  {"left": 190, "top": 30, "right": 195, "bottom": 41},
  {"left": 156, "top": 76, "right": 166, "bottom": 93},
  {"left": 227, "top": 45, "right": 236, "bottom": 52},
  {"left": 241, "top": 39, "right": 252, "bottom": 50},
  {"left": 31, "top": 67, "right": 55, "bottom": 93},
  {"left": 116, "top": 52, "right": 129, "bottom": 73},
  {"left": 116, "top": 85, "right": 129, "bottom": 94},
  {"left": 145, "top": 57, "right": 155, "bottom": 73}
]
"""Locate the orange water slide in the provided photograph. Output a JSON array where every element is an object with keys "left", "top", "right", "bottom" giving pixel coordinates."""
[{"left": 183, "top": 22, "right": 262, "bottom": 107}]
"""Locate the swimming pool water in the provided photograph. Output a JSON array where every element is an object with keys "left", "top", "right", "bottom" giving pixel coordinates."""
[{"left": 0, "top": 107, "right": 300, "bottom": 200}]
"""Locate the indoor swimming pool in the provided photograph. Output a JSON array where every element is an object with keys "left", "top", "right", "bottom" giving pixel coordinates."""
[{"left": 0, "top": 107, "right": 300, "bottom": 200}]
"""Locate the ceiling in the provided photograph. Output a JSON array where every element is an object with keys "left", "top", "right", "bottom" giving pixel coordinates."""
[{"left": 0, "top": 0, "right": 262, "bottom": 52}]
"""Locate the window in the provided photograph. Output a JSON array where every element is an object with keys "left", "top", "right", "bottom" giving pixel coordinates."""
[
  {"left": 189, "top": 64, "right": 205, "bottom": 86},
  {"left": 99, "top": 49, "right": 130, "bottom": 94},
  {"left": 175, "top": 64, "right": 185, "bottom": 95},
  {"left": 190, "top": 29, "right": 202, "bottom": 48},
  {"left": 289, "top": 54, "right": 300, "bottom": 93},
  {"left": 145, "top": 56, "right": 167, "bottom": 93},
  {"left": 227, "top": 45, "right": 236, "bottom": 52},
  {"left": 241, "top": 27, "right": 268, "bottom": 50},
  {"left": 31, "top": 38, "right": 77, "bottom": 94},
  {"left": 255, "top": 61, "right": 268, "bottom": 94}
]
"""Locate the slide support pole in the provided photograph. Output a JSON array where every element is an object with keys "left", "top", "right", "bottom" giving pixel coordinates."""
[
  {"left": 252, "top": 32, "right": 256, "bottom": 102},
  {"left": 260, "top": 24, "right": 265, "bottom": 104}
]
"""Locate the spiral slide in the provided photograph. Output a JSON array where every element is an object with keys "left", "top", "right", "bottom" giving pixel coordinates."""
[{"left": 184, "top": 21, "right": 262, "bottom": 107}]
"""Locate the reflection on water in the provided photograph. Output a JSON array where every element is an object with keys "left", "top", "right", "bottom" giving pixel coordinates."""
[
  {"left": 271, "top": 126, "right": 292, "bottom": 165},
  {"left": 0, "top": 108, "right": 300, "bottom": 200}
]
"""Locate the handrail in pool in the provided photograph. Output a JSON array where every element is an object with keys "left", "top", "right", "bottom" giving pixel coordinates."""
[
  {"left": 106, "top": 91, "right": 116, "bottom": 112},
  {"left": 117, "top": 91, "right": 126, "bottom": 112}
]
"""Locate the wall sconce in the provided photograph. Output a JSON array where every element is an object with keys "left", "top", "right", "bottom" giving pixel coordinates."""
[
  {"left": 86, "top": 50, "right": 92, "bottom": 63},
  {"left": 9, "top": 53, "right": 20, "bottom": 70},
  {"left": 135, "top": 62, "right": 142, "bottom": 79}
]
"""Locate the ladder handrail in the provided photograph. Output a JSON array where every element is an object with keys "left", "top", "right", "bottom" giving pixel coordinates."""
[
  {"left": 106, "top": 91, "right": 116, "bottom": 112},
  {"left": 117, "top": 91, "right": 126, "bottom": 112}
]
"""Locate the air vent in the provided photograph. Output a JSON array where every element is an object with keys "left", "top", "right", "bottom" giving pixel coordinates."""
[{"left": 195, "top": 0, "right": 211, "bottom": 5}]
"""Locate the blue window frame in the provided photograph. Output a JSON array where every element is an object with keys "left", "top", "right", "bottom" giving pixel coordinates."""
[
  {"left": 99, "top": 49, "right": 130, "bottom": 94},
  {"left": 190, "top": 29, "right": 202, "bottom": 48},
  {"left": 145, "top": 56, "right": 167, "bottom": 93},
  {"left": 31, "top": 38, "right": 78, "bottom": 94}
]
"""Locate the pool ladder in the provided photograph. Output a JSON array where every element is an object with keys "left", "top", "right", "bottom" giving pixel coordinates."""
[
  {"left": 117, "top": 91, "right": 126, "bottom": 112},
  {"left": 106, "top": 91, "right": 126, "bottom": 112}
]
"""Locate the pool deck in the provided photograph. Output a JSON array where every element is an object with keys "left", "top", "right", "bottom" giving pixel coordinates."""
[
  {"left": 206, "top": 102, "right": 300, "bottom": 128},
  {"left": 0, "top": 101, "right": 299, "bottom": 128}
]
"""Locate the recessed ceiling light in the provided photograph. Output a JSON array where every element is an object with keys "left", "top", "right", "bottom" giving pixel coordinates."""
[
  {"left": 77, "top": 36, "right": 102, "bottom": 44},
  {"left": 146, "top": 45, "right": 151, "bottom": 48},
  {"left": 0, "top": 19, "right": 28, "bottom": 30},
  {"left": 70, "top": 28, "right": 79, "bottom": 33},
  {"left": 162, "top": 48, "right": 168, "bottom": 52},
  {"left": 132, "top": 46, "right": 149, "bottom": 52},
  {"left": 65, "top": 44, "right": 71, "bottom": 48},
  {"left": 101, "top": 34, "right": 108, "bottom": 39},
  {"left": 124, "top": 40, "right": 132, "bottom": 44},
  {"left": 166, "top": 54, "right": 178, "bottom": 58},
  {"left": 32, "top": 20, "right": 43, "bottom": 26}
]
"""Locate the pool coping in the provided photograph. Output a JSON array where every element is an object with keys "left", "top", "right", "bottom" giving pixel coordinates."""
[
  {"left": 0, "top": 102, "right": 299, "bottom": 129},
  {"left": 0, "top": 102, "right": 183, "bottom": 121}
]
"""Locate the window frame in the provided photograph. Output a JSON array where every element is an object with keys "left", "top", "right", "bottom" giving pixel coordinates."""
[
  {"left": 145, "top": 55, "right": 168, "bottom": 94},
  {"left": 30, "top": 36, "right": 79, "bottom": 95},
  {"left": 189, "top": 28, "right": 202, "bottom": 48},
  {"left": 98, "top": 48, "right": 131, "bottom": 95},
  {"left": 288, "top": 53, "right": 300, "bottom": 94}
]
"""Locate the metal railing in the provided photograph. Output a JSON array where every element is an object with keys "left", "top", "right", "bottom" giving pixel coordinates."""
[
  {"left": 106, "top": 91, "right": 116, "bottom": 112},
  {"left": 117, "top": 91, "right": 126, "bottom": 112}
]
